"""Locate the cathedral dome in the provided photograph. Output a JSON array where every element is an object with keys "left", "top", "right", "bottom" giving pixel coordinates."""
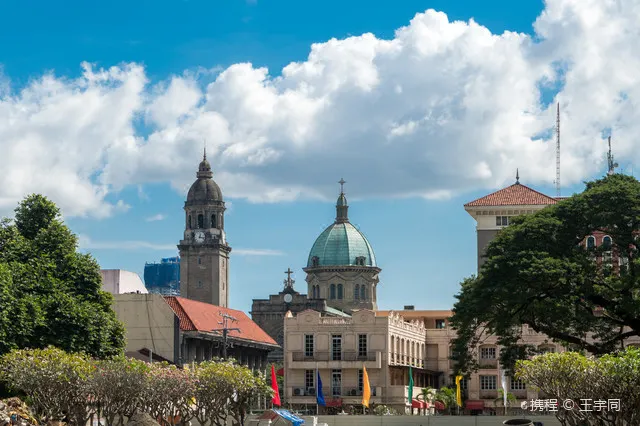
[
  {"left": 306, "top": 179, "right": 377, "bottom": 268},
  {"left": 186, "top": 150, "right": 223, "bottom": 204},
  {"left": 307, "top": 221, "right": 377, "bottom": 267}
]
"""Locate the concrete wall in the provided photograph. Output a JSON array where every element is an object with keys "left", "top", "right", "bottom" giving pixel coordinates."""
[
  {"left": 101, "top": 269, "right": 147, "bottom": 294},
  {"left": 113, "top": 293, "right": 177, "bottom": 362},
  {"left": 243, "top": 415, "right": 561, "bottom": 426}
]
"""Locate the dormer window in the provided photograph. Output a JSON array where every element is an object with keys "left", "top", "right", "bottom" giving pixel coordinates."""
[
  {"left": 311, "top": 256, "right": 319, "bottom": 267},
  {"left": 355, "top": 256, "right": 366, "bottom": 266}
]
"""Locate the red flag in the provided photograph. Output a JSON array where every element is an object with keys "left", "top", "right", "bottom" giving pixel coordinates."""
[{"left": 270, "top": 364, "right": 281, "bottom": 406}]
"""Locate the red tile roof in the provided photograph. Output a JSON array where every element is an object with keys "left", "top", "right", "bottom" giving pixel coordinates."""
[
  {"left": 164, "top": 296, "right": 278, "bottom": 347},
  {"left": 464, "top": 183, "right": 558, "bottom": 207}
]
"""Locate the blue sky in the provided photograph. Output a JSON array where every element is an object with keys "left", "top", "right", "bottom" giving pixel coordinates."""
[{"left": 1, "top": 0, "right": 633, "bottom": 313}]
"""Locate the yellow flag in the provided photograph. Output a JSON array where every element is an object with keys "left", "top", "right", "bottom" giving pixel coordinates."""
[
  {"left": 455, "top": 375, "right": 463, "bottom": 407},
  {"left": 362, "top": 365, "right": 371, "bottom": 408}
]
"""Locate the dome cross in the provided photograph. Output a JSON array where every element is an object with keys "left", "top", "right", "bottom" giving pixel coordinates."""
[{"left": 339, "top": 178, "right": 346, "bottom": 193}]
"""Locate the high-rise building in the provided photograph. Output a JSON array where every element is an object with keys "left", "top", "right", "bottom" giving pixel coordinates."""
[{"left": 143, "top": 257, "right": 180, "bottom": 296}]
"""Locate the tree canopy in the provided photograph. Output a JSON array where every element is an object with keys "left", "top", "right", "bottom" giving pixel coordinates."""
[
  {"left": 450, "top": 174, "right": 640, "bottom": 374},
  {"left": 0, "top": 194, "right": 125, "bottom": 358}
]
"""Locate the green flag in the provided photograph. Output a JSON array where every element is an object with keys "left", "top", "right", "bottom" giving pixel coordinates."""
[{"left": 408, "top": 366, "right": 414, "bottom": 403}]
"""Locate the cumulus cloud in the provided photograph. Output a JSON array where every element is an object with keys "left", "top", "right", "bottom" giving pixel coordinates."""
[
  {"left": 1, "top": 0, "right": 639, "bottom": 218},
  {"left": 78, "top": 234, "right": 284, "bottom": 255},
  {"left": 145, "top": 213, "right": 166, "bottom": 222}
]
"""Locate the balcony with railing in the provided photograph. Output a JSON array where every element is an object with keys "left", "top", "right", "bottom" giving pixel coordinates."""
[
  {"left": 388, "top": 353, "right": 426, "bottom": 369},
  {"left": 288, "top": 386, "right": 378, "bottom": 399},
  {"left": 289, "top": 350, "right": 381, "bottom": 369}
]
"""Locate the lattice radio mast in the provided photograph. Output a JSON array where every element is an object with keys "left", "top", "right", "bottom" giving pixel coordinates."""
[{"left": 555, "top": 103, "right": 561, "bottom": 197}]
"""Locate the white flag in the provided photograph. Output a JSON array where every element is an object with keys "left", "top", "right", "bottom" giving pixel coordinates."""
[{"left": 501, "top": 371, "right": 508, "bottom": 407}]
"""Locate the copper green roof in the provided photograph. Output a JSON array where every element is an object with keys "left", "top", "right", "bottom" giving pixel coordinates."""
[{"left": 307, "top": 184, "right": 377, "bottom": 267}]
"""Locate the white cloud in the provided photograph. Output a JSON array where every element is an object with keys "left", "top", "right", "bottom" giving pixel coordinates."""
[
  {"left": 78, "top": 234, "right": 283, "bottom": 255},
  {"left": 2, "top": 0, "right": 640, "bottom": 217},
  {"left": 145, "top": 213, "right": 166, "bottom": 222}
]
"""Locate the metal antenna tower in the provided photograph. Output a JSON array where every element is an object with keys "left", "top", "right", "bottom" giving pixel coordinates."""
[
  {"left": 210, "top": 312, "right": 241, "bottom": 360},
  {"left": 555, "top": 103, "right": 561, "bottom": 197},
  {"left": 607, "top": 135, "right": 618, "bottom": 175}
]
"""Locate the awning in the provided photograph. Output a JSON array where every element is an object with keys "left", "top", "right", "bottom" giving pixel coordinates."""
[
  {"left": 259, "top": 409, "right": 304, "bottom": 426},
  {"left": 465, "top": 400, "right": 485, "bottom": 410},
  {"left": 273, "top": 409, "right": 304, "bottom": 426},
  {"left": 411, "top": 399, "right": 425, "bottom": 409},
  {"left": 325, "top": 398, "right": 343, "bottom": 407}
]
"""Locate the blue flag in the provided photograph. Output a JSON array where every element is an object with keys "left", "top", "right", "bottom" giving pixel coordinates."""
[{"left": 316, "top": 370, "right": 326, "bottom": 406}]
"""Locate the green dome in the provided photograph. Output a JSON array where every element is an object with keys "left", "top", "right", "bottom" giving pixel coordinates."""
[{"left": 307, "top": 222, "right": 377, "bottom": 267}]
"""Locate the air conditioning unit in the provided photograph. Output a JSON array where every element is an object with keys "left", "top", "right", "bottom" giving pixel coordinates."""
[
  {"left": 294, "top": 387, "right": 305, "bottom": 396},
  {"left": 307, "top": 388, "right": 316, "bottom": 396}
]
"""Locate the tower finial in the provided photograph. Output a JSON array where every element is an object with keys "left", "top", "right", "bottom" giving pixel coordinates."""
[
  {"left": 516, "top": 168, "right": 520, "bottom": 183},
  {"left": 335, "top": 179, "right": 349, "bottom": 223},
  {"left": 203, "top": 140, "right": 207, "bottom": 160},
  {"left": 284, "top": 267, "right": 295, "bottom": 290}
]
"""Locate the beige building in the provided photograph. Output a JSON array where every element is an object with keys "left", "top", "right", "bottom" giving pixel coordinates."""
[
  {"left": 283, "top": 307, "right": 566, "bottom": 414},
  {"left": 101, "top": 269, "right": 148, "bottom": 294}
]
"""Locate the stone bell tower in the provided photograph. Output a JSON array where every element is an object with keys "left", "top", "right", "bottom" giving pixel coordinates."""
[{"left": 177, "top": 150, "right": 231, "bottom": 306}]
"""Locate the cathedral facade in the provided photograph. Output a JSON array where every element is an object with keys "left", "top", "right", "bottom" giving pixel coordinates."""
[{"left": 177, "top": 151, "right": 231, "bottom": 307}]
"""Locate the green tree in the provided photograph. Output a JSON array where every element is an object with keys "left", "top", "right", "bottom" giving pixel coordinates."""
[
  {"left": 0, "top": 194, "right": 125, "bottom": 357},
  {"left": 450, "top": 175, "right": 640, "bottom": 374}
]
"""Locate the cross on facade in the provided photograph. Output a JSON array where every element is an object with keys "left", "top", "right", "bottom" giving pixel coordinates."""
[
  {"left": 284, "top": 267, "right": 295, "bottom": 288},
  {"left": 339, "top": 178, "right": 346, "bottom": 193}
]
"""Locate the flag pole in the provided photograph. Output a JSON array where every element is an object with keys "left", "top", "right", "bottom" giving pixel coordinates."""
[{"left": 316, "top": 362, "right": 319, "bottom": 416}]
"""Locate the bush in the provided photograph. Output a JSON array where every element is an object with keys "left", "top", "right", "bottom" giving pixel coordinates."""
[
  {"left": 516, "top": 347, "right": 640, "bottom": 425},
  {"left": 0, "top": 348, "right": 271, "bottom": 426}
]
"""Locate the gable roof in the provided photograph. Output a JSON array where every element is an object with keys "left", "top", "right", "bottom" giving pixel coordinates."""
[
  {"left": 464, "top": 183, "right": 558, "bottom": 207},
  {"left": 164, "top": 296, "right": 278, "bottom": 347}
]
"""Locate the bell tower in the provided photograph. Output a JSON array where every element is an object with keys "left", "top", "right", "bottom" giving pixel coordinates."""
[{"left": 177, "top": 149, "right": 231, "bottom": 306}]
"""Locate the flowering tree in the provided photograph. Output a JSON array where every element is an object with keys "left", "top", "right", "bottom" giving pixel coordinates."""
[
  {"left": 143, "top": 363, "right": 195, "bottom": 426},
  {"left": 91, "top": 356, "right": 151, "bottom": 426},
  {"left": 0, "top": 347, "right": 94, "bottom": 425},
  {"left": 516, "top": 348, "right": 640, "bottom": 425},
  {"left": 226, "top": 363, "right": 270, "bottom": 426}
]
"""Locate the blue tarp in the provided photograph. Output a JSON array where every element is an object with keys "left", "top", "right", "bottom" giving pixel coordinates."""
[{"left": 272, "top": 409, "right": 304, "bottom": 426}]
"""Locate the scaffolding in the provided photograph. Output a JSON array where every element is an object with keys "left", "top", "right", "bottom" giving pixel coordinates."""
[{"left": 144, "top": 257, "right": 180, "bottom": 296}]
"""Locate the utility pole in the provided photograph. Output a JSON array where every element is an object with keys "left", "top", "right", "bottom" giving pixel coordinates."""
[{"left": 210, "top": 312, "right": 241, "bottom": 359}]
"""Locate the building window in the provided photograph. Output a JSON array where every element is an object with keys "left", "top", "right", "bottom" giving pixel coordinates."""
[
  {"left": 188, "top": 215, "right": 192, "bottom": 229},
  {"left": 197, "top": 257, "right": 201, "bottom": 265},
  {"left": 603, "top": 235, "right": 612, "bottom": 250},
  {"left": 332, "top": 335, "right": 342, "bottom": 361},
  {"left": 304, "top": 335, "right": 314, "bottom": 357},
  {"left": 358, "top": 334, "right": 367, "bottom": 358},
  {"left": 356, "top": 256, "right": 366, "bottom": 266},
  {"left": 354, "top": 284, "right": 360, "bottom": 300},
  {"left": 358, "top": 369, "right": 364, "bottom": 392},
  {"left": 337, "top": 284, "right": 343, "bottom": 299},
  {"left": 211, "top": 214, "right": 217, "bottom": 228},
  {"left": 331, "top": 369, "right": 342, "bottom": 396},
  {"left": 435, "top": 319, "right": 446, "bottom": 329},
  {"left": 539, "top": 345, "right": 555, "bottom": 354},
  {"left": 510, "top": 378, "right": 526, "bottom": 390},
  {"left": 360, "top": 285, "right": 366, "bottom": 300},
  {"left": 197, "top": 214, "right": 204, "bottom": 229},
  {"left": 311, "top": 256, "right": 319, "bottom": 267},
  {"left": 586, "top": 236, "right": 596, "bottom": 249},
  {"left": 480, "top": 347, "right": 496, "bottom": 359},
  {"left": 330, "top": 284, "right": 336, "bottom": 300},
  {"left": 496, "top": 216, "right": 510, "bottom": 227},
  {"left": 305, "top": 369, "right": 315, "bottom": 390},
  {"left": 197, "top": 280, "right": 203, "bottom": 288},
  {"left": 480, "top": 375, "right": 497, "bottom": 390}
]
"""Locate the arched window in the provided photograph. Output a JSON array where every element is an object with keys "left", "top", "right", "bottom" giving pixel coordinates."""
[
  {"left": 603, "top": 235, "right": 612, "bottom": 249},
  {"left": 354, "top": 284, "right": 360, "bottom": 300},
  {"left": 586, "top": 236, "right": 596, "bottom": 249},
  {"left": 197, "top": 214, "right": 204, "bottom": 229},
  {"left": 211, "top": 214, "right": 217, "bottom": 228},
  {"left": 337, "top": 284, "right": 343, "bottom": 299},
  {"left": 330, "top": 284, "right": 336, "bottom": 300},
  {"left": 360, "top": 285, "right": 366, "bottom": 300},
  {"left": 188, "top": 215, "right": 192, "bottom": 229}
]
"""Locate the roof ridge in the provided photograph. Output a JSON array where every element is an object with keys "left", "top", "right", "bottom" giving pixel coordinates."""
[{"left": 464, "top": 182, "right": 557, "bottom": 207}]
